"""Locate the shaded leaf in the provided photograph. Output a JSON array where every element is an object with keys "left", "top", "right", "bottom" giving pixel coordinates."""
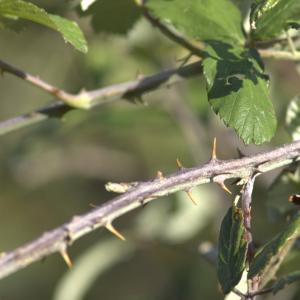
[
  {"left": 272, "top": 270, "right": 300, "bottom": 294},
  {"left": 0, "top": 0, "right": 87, "bottom": 52},
  {"left": 202, "top": 41, "right": 277, "bottom": 144},
  {"left": 217, "top": 206, "right": 247, "bottom": 294},
  {"left": 79, "top": 0, "right": 140, "bottom": 34},
  {"left": 248, "top": 213, "right": 300, "bottom": 288},
  {"left": 286, "top": 95, "right": 300, "bottom": 140},
  {"left": 251, "top": 0, "right": 300, "bottom": 40},
  {"left": 145, "top": 0, "right": 245, "bottom": 45}
]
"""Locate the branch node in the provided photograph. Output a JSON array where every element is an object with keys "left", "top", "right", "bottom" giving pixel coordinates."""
[
  {"left": 105, "top": 222, "right": 126, "bottom": 241},
  {"left": 156, "top": 170, "right": 165, "bottom": 180},
  {"left": 105, "top": 182, "right": 138, "bottom": 194}
]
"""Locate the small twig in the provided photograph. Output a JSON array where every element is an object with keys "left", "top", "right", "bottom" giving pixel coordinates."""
[
  {"left": 137, "top": 0, "right": 204, "bottom": 56},
  {"left": 0, "top": 140, "right": 300, "bottom": 279},
  {"left": 0, "top": 59, "right": 90, "bottom": 109},
  {"left": 0, "top": 60, "right": 202, "bottom": 136},
  {"left": 252, "top": 35, "right": 300, "bottom": 49},
  {"left": 0, "top": 47, "right": 299, "bottom": 137},
  {"left": 286, "top": 31, "right": 297, "bottom": 56},
  {"left": 240, "top": 174, "right": 260, "bottom": 299},
  {"left": 258, "top": 49, "right": 300, "bottom": 60},
  {"left": 241, "top": 174, "right": 259, "bottom": 263}
]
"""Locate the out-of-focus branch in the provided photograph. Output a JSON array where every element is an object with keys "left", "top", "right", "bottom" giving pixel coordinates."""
[
  {"left": 258, "top": 49, "right": 300, "bottom": 60},
  {"left": 0, "top": 140, "right": 300, "bottom": 280},
  {"left": 137, "top": 0, "right": 204, "bottom": 56},
  {"left": 0, "top": 47, "right": 299, "bottom": 137},
  {"left": 0, "top": 60, "right": 202, "bottom": 136}
]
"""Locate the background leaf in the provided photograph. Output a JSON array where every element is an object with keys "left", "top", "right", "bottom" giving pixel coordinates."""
[
  {"left": 202, "top": 41, "right": 277, "bottom": 144},
  {"left": 145, "top": 0, "right": 245, "bottom": 44},
  {"left": 79, "top": 0, "right": 140, "bottom": 35},
  {"left": 251, "top": 0, "right": 300, "bottom": 40},
  {"left": 0, "top": 0, "right": 87, "bottom": 52},
  {"left": 248, "top": 213, "right": 300, "bottom": 288},
  {"left": 217, "top": 206, "right": 247, "bottom": 294}
]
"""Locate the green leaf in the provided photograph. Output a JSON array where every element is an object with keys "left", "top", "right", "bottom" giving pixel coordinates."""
[
  {"left": 248, "top": 213, "right": 300, "bottom": 288},
  {"left": 251, "top": 0, "right": 300, "bottom": 40},
  {"left": 202, "top": 41, "right": 277, "bottom": 144},
  {"left": 272, "top": 270, "right": 300, "bottom": 294},
  {"left": 79, "top": 0, "right": 140, "bottom": 35},
  {"left": 286, "top": 95, "right": 300, "bottom": 141},
  {"left": 145, "top": 0, "right": 245, "bottom": 45},
  {"left": 0, "top": 0, "right": 87, "bottom": 53},
  {"left": 217, "top": 206, "right": 247, "bottom": 294}
]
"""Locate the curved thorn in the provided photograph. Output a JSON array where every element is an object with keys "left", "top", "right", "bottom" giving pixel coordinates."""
[
  {"left": 186, "top": 190, "right": 197, "bottom": 205},
  {"left": 176, "top": 158, "right": 184, "bottom": 170},
  {"left": 106, "top": 223, "right": 126, "bottom": 241},
  {"left": 217, "top": 182, "right": 232, "bottom": 195},
  {"left": 60, "top": 249, "right": 73, "bottom": 268}
]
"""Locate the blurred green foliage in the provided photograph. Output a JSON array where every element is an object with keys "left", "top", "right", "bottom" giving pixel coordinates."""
[{"left": 0, "top": 1, "right": 300, "bottom": 300}]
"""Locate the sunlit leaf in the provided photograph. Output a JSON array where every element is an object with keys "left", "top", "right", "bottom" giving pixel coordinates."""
[
  {"left": 202, "top": 41, "right": 277, "bottom": 144},
  {"left": 0, "top": 0, "right": 88, "bottom": 52},
  {"left": 145, "top": 0, "right": 245, "bottom": 44},
  {"left": 251, "top": 0, "right": 300, "bottom": 40}
]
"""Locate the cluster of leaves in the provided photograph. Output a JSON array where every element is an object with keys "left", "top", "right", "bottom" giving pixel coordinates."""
[
  {"left": 217, "top": 92, "right": 300, "bottom": 295},
  {"left": 144, "top": 0, "right": 300, "bottom": 295},
  {"left": 145, "top": 0, "right": 300, "bottom": 145},
  {"left": 218, "top": 205, "right": 300, "bottom": 295}
]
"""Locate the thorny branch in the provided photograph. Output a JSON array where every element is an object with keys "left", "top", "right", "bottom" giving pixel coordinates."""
[{"left": 0, "top": 140, "right": 300, "bottom": 280}]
